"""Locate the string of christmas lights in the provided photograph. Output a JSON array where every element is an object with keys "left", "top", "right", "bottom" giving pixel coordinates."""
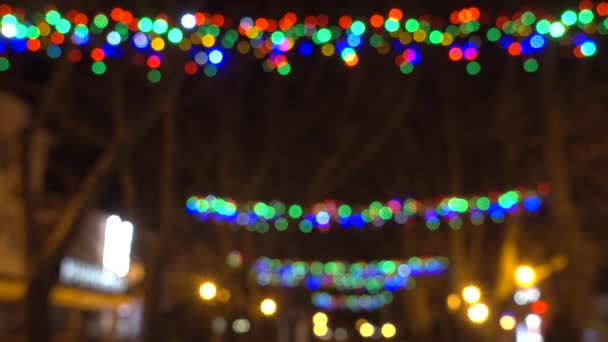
[
  {"left": 252, "top": 257, "right": 448, "bottom": 293},
  {"left": 311, "top": 291, "right": 395, "bottom": 312},
  {"left": 188, "top": 184, "right": 548, "bottom": 233},
  {"left": 0, "top": 3, "right": 606, "bottom": 80}
]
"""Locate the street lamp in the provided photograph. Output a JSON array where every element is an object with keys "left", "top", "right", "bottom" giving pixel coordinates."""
[
  {"left": 313, "top": 312, "right": 328, "bottom": 326},
  {"left": 359, "top": 322, "right": 374, "bottom": 338},
  {"left": 462, "top": 285, "right": 481, "bottom": 304},
  {"left": 515, "top": 265, "right": 536, "bottom": 288},
  {"left": 199, "top": 282, "right": 217, "bottom": 300},
  {"left": 499, "top": 314, "right": 516, "bottom": 331},
  {"left": 381, "top": 323, "right": 397, "bottom": 338},
  {"left": 467, "top": 303, "right": 489, "bottom": 324}
]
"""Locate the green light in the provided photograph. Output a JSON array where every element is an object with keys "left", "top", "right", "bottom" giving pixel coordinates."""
[
  {"left": 370, "top": 34, "right": 383, "bottom": 48},
  {"left": 465, "top": 21, "right": 480, "bottom": 33},
  {"left": 208, "top": 26, "right": 220, "bottom": 37},
  {"left": 225, "top": 29, "right": 239, "bottom": 42},
  {"left": 384, "top": 18, "right": 400, "bottom": 32},
  {"left": 521, "top": 11, "right": 536, "bottom": 25},
  {"left": 167, "top": 28, "right": 183, "bottom": 43},
  {"left": 400, "top": 62, "right": 414, "bottom": 74},
  {"left": 45, "top": 10, "right": 60, "bottom": 25},
  {"left": 255, "top": 221, "right": 269, "bottom": 233},
  {"left": 299, "top": 220, "right": 313, "bottom": 233},
  {"left": 277, "top": 63, "right": 291, "bottom": 75},
  {"left": 449, "top": 217, "right": 463, "bottom": 230},
  {"left": 350, "top": 21, "right": 366, "bottom": 35},
  {"left": 91, "top": 61, "right": 106, "bottom": 75},
  {"left": 378, "top": 207, "right": 392, "bottom": 220},
  {"left": 138, "top": 18, "right": 153, "bottom": 32},
  {"left": 288, "top": 205, "right": 303, "bottom": 219},
  {"left": 94, "top": 14, "right": 109, "bottom": 28},
  {"left": 0, "top": 57, "right": 10, "bottom": 72},
  {"left": 426, "top": 219, "right": 440, "bottom": 230},
  {"left": 405, "top": 18, "right": 419, "bottom": 32},
  {"left": 523, "top": 58, "right": 539, "bottom": 72},
  {"left": 486, "top": 27, "right": 501, "bottom": 42},
  {"left": 153, "top": 19, "right": 168, "bottom": 34},
  {"left": 341, "top": 47, "right": 355, "bottom": 60},
  {"left": 429, "top": 30, "right": 443, "bottom": 44},
  {"left": 549, "top": 22, "right": 565, "bottom": 38},
  {"left": 275, "top": 218, "right": 288, "bottom": 231},
  {"left": 203, "top": 65, "right": 217, "bottom": 77},
  {"left": 147, "top": 70, "right": 162, "bottom": 83},
  {"left": 466, "top": 61, "right": 481, "bottom": 75},
  {"left": 316, "top": 28, "right": 331, "bottom": 43},
  {"left": 16, "top": 24, "right": 28, "bottom": 39},
  {"left": 581, "top": 41, "right": 597, "bottom": 56},
  {"left": 561, "top": 10, "right": 578, "bottom": 26},
  {"left": 381, "top": 261, "right": 397, "bottom": 275},
  {"left": 56, "top": 19, "right": 71, "bottom": 34},
  {"left": 476, "top": 197, "right": 490, "bottom": 210},
  {"left": 1, "top": 14, "right": 16, "bottom": 25},
  {"left": 254, "top": 202, "right": 268, "bottom": 216},
  {"left": 338, "top": 205, "right": 352, "bottom": 218},
  {"left": 536, "top": 19, "right": 551, "bottom": 34},
  {"left": 579, "top": 9, "right": 594, "bottom": 24},
  {"left": 271, "top": 31, "right": 285, "bottom": 44}
]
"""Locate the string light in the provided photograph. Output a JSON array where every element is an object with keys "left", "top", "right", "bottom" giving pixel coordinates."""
[
  {"left": 312, "top": 291, "right": 394, "bottom": 312},
  {"left": 188, "top": 185, "right": 547, "bottom": 233},
  {"left": 252, "top": 257, "right": 449, "bottom": 292},
  {"left": 0, "top": 4, "right": 607, "bottom": 80}
]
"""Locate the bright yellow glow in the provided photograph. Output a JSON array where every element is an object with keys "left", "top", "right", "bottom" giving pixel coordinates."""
[
  {"left": 515, "top": 266, "right": 536, "bottom": 288},
  {"left": 260, "top": 298, "right": 277, "bottom": 316},
  {"left": 381, "top": 323, "right": 397, "bottom": 338},
  {"left": 199, "top": 282, "right": 217, "bottom": 300},
  {"left": 151, "top": 37, "right": 165, "bottom": 51},
  {"left": 313, "top": 312, "right": 329, "bottom": 326},
  {"left": 313, "top": 324, "right": 329, "bottom": 337},
  {"left": 462, "top": 285, "right": 481, "bottom": 304},
  {"left": 467, "top": 303, "right": 489, "bottom": 324},
  {"left": 499, "top": 315, "right": 516, "bottom": 330},
  {"left": 446, "top": 293, "right": 461, "bottom": 311},
  {"left": 359, "top": 322, "right": 375, "bottom": 338}
]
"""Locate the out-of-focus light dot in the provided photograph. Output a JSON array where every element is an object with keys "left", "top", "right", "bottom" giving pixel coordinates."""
[
  {"left": 312, "top": 312, "right": 328, "bottom": 325},
  {"left": 260, "top": 298, "right": 277, "bottom": 316},
  {"left": 209, "top": 49, "right": 223, "bottom": 64},
  {"left": 211, "top": 317, "right": 227, "bottom": 335},
  {"left": 91, "top": 61, "right": 106, "bottom": 75},
  {"left": 151, "top": 37, "right": 165, "bottom": 51},
  {"left": 316, "top": 28, "right": 332, "bottom": 43},
  {"left": 56, "top": 19, "right": 71, "bottom": 34},
  {"left": 271, "top": 31, "right": 285, "bottom": 45},
  {"left": 181, "top": 14, "right": 196, "bottom": 29},
  {"left": 334, "top": 327, "right": 348, "bottom": 341},
  {"left": 147, "top": 69, "right": 162, "bottom": 83},
  {"left": 133, "top": 33, "right": 148, "bottom": 48},
  {"left": 107, "top": 31, "right": 121, "bottom": 45},
  {"left": 429, "top": 30, "right": 443, "bottom": 44},
  {"left": 341, "top": 47, "right": 356, "bottom": 61},
  {"left": 400, "top": 62, "right": 414, "bottom": 74},
  {"left": 487, "top": 27, "right": 501, "bottom": 42},
  {"left": 580, "top": 41, "right": 597, "bottom": 56},
  {"left": 195, "top": 51, "right": 208, "bottom": 65},
  {"left": 462, "top": 285, "right": 481, "bottom": 304},
  {"left": 530, "top": 34, "right": 545, "bottom": 49},
  {"left": 46, "top": 45, "right": 62, "bottom": 58},
  {"left": 405, "top": 18, "right": 419, "bottom": 32},
  {"left": 384, "top": 18, "right": 400, "bottom": 32},
  {"left": 381, "top": 323, "right": 397, "bottom": 338},
  {"left": 536, "top": 20, "right": 551, "bottom": 34},
  {"left": 45, "top": 10, "right": 61, "bottom": 25},
  {"left": 468, "top": 303, "right": 489, "bottom": 324},
  {"left": 579, "top": 9, "right": 594, "bottom": 24},
  {"left": 523, "top": 58, "right": 539, "bottom": 72},
  {"left": 313, "top": 325, "right": 328, "bottom": 337},
  {"left": 0, "top": 57, "right": 10, "bottom": 71},
  {"left": 549, "top": 22, "right": 566, "bottom": 38},
  {"left": 94, "top": 14, "right": 109, "bottom": 29},
  {"left": 1, "top": 23, "right": 16, "bottom": 38},
  {"left": 299, "top": 41, "right": 313, "bottom": 56},
  {"left": 153, "top": 19, "right": 168, "bottom": 34},
  {"left": 466, "top": 61, "right": 481, "bottom": 75},
  {"left": 561, "top": 10, "right": 578, "bottom": 26},
  {"left": 204, "top": 64, "right": 218, "bottom": 77},
  {"left": 168, "top": 28, "right": 183, "bottom": 43},
  {"left": 359, "top": 322, "right": 374, "bottom": 337},
  {"left": 500, "top": 315, "right": 516, "bottom": 330},
  {"left": 184, "top": 61, "right": 198, "bottom": 75},
  {"left": 199, "top": 282, "right": 217, "bottom": 300},
  {"left": 525, "top": 314, "right": 541, "bottom": 329},
  {"left": 138, "top": 17, "right": 153, "bottom": 32},
  {"left": 232, "top": 318, "right": 250, "bottom": 334},
  {"left": 350, "top": 21, "right": 366, "bottom": 35},
  {"left": 515, "top": 266, "right": 536, "bottom": 288},
  {"left": 321, "top": 43, "right": 335, "bottom": 56},
  {"left": 448, "top": 47, "right": 463, "bottom": 61},
  {"left": 446, "top": 293, "right": 461, "bottom": 311}
]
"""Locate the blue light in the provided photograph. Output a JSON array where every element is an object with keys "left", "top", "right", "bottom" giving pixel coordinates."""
[
  {"left": 523, "top": 196, "right": 541, "bottom": 211},
  {"left": 46, "top": 44, "right": 62, "bottom": 58},
  {"left": 347, "top": 33, "right": 361, "bottom": 47},
  {"left": 316, "top": 211, "right": 330, "bottom": 225},
  {"left": 530, "top": 34, "right": 545, "bottom": 49},
  {"left": 298, "top": 41, "right": 313, "bottom": 56},
  {"left": 499, "top": 35, "right": 513, "bottom": 49},
  {"left": 208, "top": 49, "right": 223, "bottom": 64},
  {"left": 10, "top": 39, "right": 26, "bottom": 52},
  {"left": 133, "top": 32, "right": 148, "bottom": 48},
  {"left": 306, "top": 277, "right": 321, "bottom": 290}
]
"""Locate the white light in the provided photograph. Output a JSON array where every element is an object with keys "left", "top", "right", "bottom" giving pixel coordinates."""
[
  {"left": 181, "top": 14, "right": 196, "bottom": 29},
  {"left": 103, "top": 216, "right": 134, "bottom": 277},
  {"left": 526, "top": 314, "right": 542, "bottom": 330},
  {"left": 211, "top": 317, "right": 227, "bottom": 335},
  {"left": 514, "top": 287, "right": 540, "bottom": 305},
  {"left": 1, "top": 23, "right": 16, "bottom": 38},
  {"left": 106, "top": 31, "right": 121, "bottom": 45},
  {"left": 334, "top": 328, "right": 348, "bottom": 342},
  {"left": 233, "top": 318, "right": 250, "bottom": 334}
]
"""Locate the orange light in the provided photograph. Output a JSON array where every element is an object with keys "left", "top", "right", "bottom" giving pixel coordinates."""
[
  {"left": 27, "top": 39, "right": 41, "bottom": 52},
  {"left": 110, "top": 8, "right": 123, "bottom": 22},
  {"left": 388, "top": 8, "right": 403, "bottom": 21},
  {"left": 255, "top": 18, "right": 268, "bottom": 30},
  {"left": 74, "top": 13, "right": 88, "bottom": 25},
  {"left": 338, "top": 16, "right": 352, "bottom": 29},
  {"left": 50, "top": 32, "right": 64, "bottom": 45},
  {"left": 597, "top": 3, "right": 608, "bottom": 16},
  {"left": 450, "top": 11, "right": 460, "bottom": 24},
  {"left": 344, "top": 54, "right": 359, "bottom": 67},
  {"left": 448, "top": 47, "right": 463, "bottom": 61},
  {"left": 370, "top": 14, "right": 384, "bottom": 28},
  {"left": 470, "top": 7, "right": 481, "bottom": 20},
  {"left": 91, "top": 48, "right": 105, "bottom": 61},
  {"left": 211, "top": 14, "right": 224, "bottom": 27},
  {"left": 459, "top": 10, "right": 472, "bottom": 23},
  {"left": 531, "top": 300, "right": 548, "bottom": 315},
  {"left": 508, "top": 43, "right": 522, "bottom": 56},
  {"left": 284, "top": 12, "right": 297, "bottom": 25}
]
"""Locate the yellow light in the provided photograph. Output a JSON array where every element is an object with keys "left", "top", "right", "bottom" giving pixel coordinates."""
[
  {"left": 446, "top": 293, "right": 462, "bottom": 311},
  {"left": 499, "top": 315, "right": 516, "bottom": 331},
  {"left": 462, "top": 285, "right": 481, "bottom": 304},
  {"left": 260, "top": 298, "right": 277, "bottom": 316},
  {"left": 515, "top": 266, "right": 536, "bottom": 288},
  {"left": 467, "top": 303, "right": 489, "bottom": 324},
  {"left": 313, "top": 312, "right": 329, "bottom": 326},
  {"left": 151, "top": 37, "right": 165, "bottom": 51},
  {"left": 313, "top": 324, "right": 329, "bottom": 337},
  {"left": 381, "top": 323, "right": 397, "bottom": 338},
  {"left": 359, "top": 322, "right": 374, "bottom": 338},
  {"left": 217, "top": 288, "right": 231, "bottom": 303},
  {"left": 199, "top": 282, "right": 217, "bottom": 300}
]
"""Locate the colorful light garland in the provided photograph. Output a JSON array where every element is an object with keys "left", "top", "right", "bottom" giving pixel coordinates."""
[
  {"left": 0, "top": 3, "right": 606, "bottom": 80},
  {"left": 251, "top": 257, "right": 448, "bottom": 293},
  {"left": 188, "top": 184, "right": 548, "bottom": 233},
  {"left": 311, "top": 291, "right": 395, "bottom": 312}
]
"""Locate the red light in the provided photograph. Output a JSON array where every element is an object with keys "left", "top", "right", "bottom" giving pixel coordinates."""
[
  {"left": 370, "top": 14, "right": 384, "bottom": 28},
  {"left": 147, "top": 55, "right": 161, "bottom": 69},
  {"left": 531, "top": 300, "right": 548, "bottom": 315},
  {"left": 449, "top": 47, "right": 463, "bottom": 61},
  {"left": 91, "top": 48, "right": 105, "bottom": 61},
  {"left": 184, "top": 61, "right": 198, "bottom": 75}
]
